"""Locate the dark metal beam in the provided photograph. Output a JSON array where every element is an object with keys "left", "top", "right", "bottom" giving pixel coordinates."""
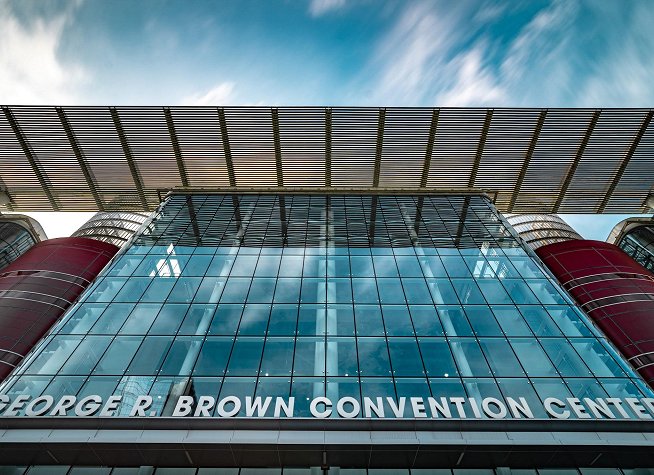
[
  {"left": 272, "top": 108, "right": 284, "bottom": 187},
  {"left": 279, "top": 195, "right": 288, "bottom": 245},
  {"left": 468, "top": 109, "right": 493, "bottom": 189},
  {"left": 597, "top": 111, "right": 653, "bottom": 213},
  {"left": 420, "top": 109, "right": 440, "bottom": 188},
  {"left": 163, "top": 107, "right": 190, "bottom": 187},
  {"left": 109, "top": 107, "right": 150, "bottom": 211},
  {"left": 413, "top": 196, "right": 424, "bottom": 239},
  {"left": 325, "top": 108, "right": 332, "bottom": 187},
  {"left": 0, "top": 176, "right": 14, "bottom": 211},
  {"left": 231, "top": 195, "right": 244, "bottom": 243},
  {"left": 368, "top": 195, "right": 378, "bottom": 244},
  {"left": 508, "top": 110, "right": 547, "bottom": 212},
  {"left": 165, "top": 186, "right": 492, "bottom": 197},
  {"left": 217, "top": 108, "right": 237, "bottom": 187},
  {"left": 2, "top": 107, "right": 59, "bottom": 211},
  {"left": 372, "top": 108, "right": 386, "bottom": 188},
  {"left": 271, "top": 108, "right": 287, "bottom": 239},
  {"left": 56, "top": 107, "right": 104, "bottom": 211},
  {"left": 454, "top": 196, "right": 471, "bottom": 248},
  {"left": 186, "top": 195, "right": 202, "bottom": 245},
  {"left": 553, "top": 110, "right": 601, "bottom": 213}
]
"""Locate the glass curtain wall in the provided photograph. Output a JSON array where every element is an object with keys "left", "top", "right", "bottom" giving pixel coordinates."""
[
  {"left": 2, "top": 194, "right": 651, "bottom": 417},
  {"left": 0, "top": 221, "right": 37, "bottom": 271}
]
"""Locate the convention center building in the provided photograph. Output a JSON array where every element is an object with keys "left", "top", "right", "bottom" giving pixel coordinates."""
[{"left": 0, "top": 106, "right": 654, "bottom": 475}]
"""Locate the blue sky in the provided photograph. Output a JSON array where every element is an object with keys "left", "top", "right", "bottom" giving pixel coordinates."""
[{"left": 1, "top": 0, "right": 653, "bottom": 238}]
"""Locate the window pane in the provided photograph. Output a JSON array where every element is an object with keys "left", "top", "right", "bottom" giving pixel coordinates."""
[
  {"left": 546, "top": 306, "right": 593, "bottom": 337},
  {"left": 220, "top": 277, "right": 250, "bottom": 303},
  {"left": 409, "top": 305, "right": 444, "bottom": 336},
  {"left": 451, "top": 279, "right": 486, "bottom": 304},
  {"left": 59, "top": 336, "right": 112, "bottom": 375},
  {"left": 248, "top": 278, "right": 276, "bottom": 303},
  {"left": 373, "top": 255, "right": 398, "bottom": 277},
  {"left": 140, "top": 277, "right": 176, "bottom": 302},
  {"left": 360, "top": 377, "right": 396, "bottom": 417},
  {"left": 541, "top": 338, "right": 592, "bottom": 377},
  {"left": 119, "top": 303, "right": 162, "bottom": 334},
  {"left": 194, "top": 277, "right": 227, "bottom": 303},
  {"left": 492, "top": 306, "right": 533, "bottom": 336},
  {"left": 260, "top": 337, "right": 294, "bottom": 376},
  {"left": 238, "top": 304, "right": 270, "bottom": 335},
  {"left": 402, "top": 278, "right": 433, "bottom": 304},
  {"left": 267, "top": 304, "right": 298, "bottom": 336},
  {"left": 449, "top": 338, "right": 492, "bottom": 377},
  {"left": 179, "top": 304, "right": 216, "bottom": 335},
  {"left": 327, "top": 304, "right": 355, "bottom": 336},
  {"left": 327, "top": 278, "right": 353, "bottom": 303},
  {"left": 297, "top": 305, "right": 325, "bottom": 335},
  {"left": 395, "top": 255, "right": 423, "bottom": 277},
  {"left": 521, "top": 306, "right": 563, "bottom": 337},
  {"left": 352, "top": 278, "right": 379, "bottom": 304},
  {"left": 255, "top": 255, "right": 281, "bottom": 277},
  {"left": 168, "top": 277, "right": 202, "bottom": 303},
  {"left": 127, "top": 336, "right": 173, "bottom": 375},
  {"left": 502, "top": 279, "right": 539, "bottom": 305},
  {"left": 60, "top": 304, "right": 106, "bottom": 334},
  {"left": 571, "top": 339, "right": 626, "bottom": 377},
  {"left": 526, "top": 279, "right": 567, "bottom": 305},
  {"left": 441, "top": 255, "right": 472, "bottom": 277},
  {"left": 209, "top": 304, "right": 243, "bottom": 335},
  {"left": 510, "top": 340, "right": 557, "bottom": 377},
  {"left": 426, "top": 279, "right": 459, "bottom": 304},
  {"left": 350, "top": 256, "right": 375, "bottom": 277},
  {"left": 358, "top": 337, "right": 391, "bottom": 376},
  {"left": 94, "top": 336, "right": 143, "bottom": 375},
  {"left": 301, "top": 278, "right": 326, "bottom": 303},
  {"left": 274, "top": 278, "right": 301, "bottom": 303},
  {"left": 291, "top": 377, "right": 325, "bottom": 417},
  {"left": 227, "top": 337, "right": 264, "bottom": 376},
  {"left": 438, "top": 306, "right": 473, "bottom": 337},
  {"left": 219, "top": 377, "right": 257, "bottom": 415},
  {"left": 478, "top": 338, "right": 524, "bottom": 377},
  {"left": 231, "top": 254, "right": 259, "bottom": 276},
  {"left": 328, "top": 256, "right": 351, "bottom": 277},
  {"left": 419, "top": 338, "right": 457, "bottom": 378},
  {"left": 380, "top": 306, "right": 415, "bottom": 339},
  {"left": 418, "top": 255, "right": 448, "bottom": 278},
  {"left": 183, "top": 254, "right": 213, "bottom": 276},
  {"left": 465, "top": 306, "right": 502, "bottom": 336},
  {"left": 279, "top": 255, "right": 304, "bottom": 277},
  {"left": 293, "top": 337, "right": 325, "bottom": 376},
  {"left": 476, "top": 280, "right": 512, "bottom": 304},
  {"left": 160, "top": 337, "right": 202, "bottom": 375},
  {"left": 194, "top": 337, "right": 233, "bottom": 376},
  {"left": 354, "top": 305, "right": 385, "bottom": 336},
  {"left": 326, "top": 337, "right": 358, "bottom": 377}
]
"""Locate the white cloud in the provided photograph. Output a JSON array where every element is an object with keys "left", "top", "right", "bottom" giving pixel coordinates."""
[
  {"left": 0, "top": 2, "right": 87, "bottom": 104},
  {"left": 309, "top": 0, "right": 346, "bottom": 17},
  {"left": 181, "top": 82, "right": 237, "bottom": 105},
  {"left": 577, "top": 2, "right": 654, "bottom": 106},
  {"left": 362, "top": 0, "right": 584, "bottom": 107},
  {"left": 437, "top": 46, "right": 506, "bottom": 106},
  {"left": 365, "top": 1, "right": 454, "bottom": 104},
  {"left": 498, "top": 0, "right": 577, "bottom": 106}
]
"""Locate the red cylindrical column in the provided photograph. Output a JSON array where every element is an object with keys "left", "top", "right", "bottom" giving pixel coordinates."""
[
  {"left": 536, "top": 240, "right": 654, "bottom": 385},
  {"left": 0, "top": 237, "right": 118, "bottom": 380}
]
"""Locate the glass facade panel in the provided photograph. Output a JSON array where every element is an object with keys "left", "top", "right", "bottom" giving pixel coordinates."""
[{"left": 3, "top": 193, "right": 651, "bottom": 423}]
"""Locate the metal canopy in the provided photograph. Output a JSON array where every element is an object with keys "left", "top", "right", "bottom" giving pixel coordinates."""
[{"left": 0, "top": 106, "right": 653, "bottom": 213}]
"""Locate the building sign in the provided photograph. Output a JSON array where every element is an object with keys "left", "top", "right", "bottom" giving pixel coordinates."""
[{"left": 2, "top": 394, "right": 654, "bottom": 420}]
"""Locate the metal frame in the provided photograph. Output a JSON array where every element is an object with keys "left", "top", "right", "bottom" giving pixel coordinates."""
[{"left": 1, "top": 106, "right": 653, "bottom": 213}]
